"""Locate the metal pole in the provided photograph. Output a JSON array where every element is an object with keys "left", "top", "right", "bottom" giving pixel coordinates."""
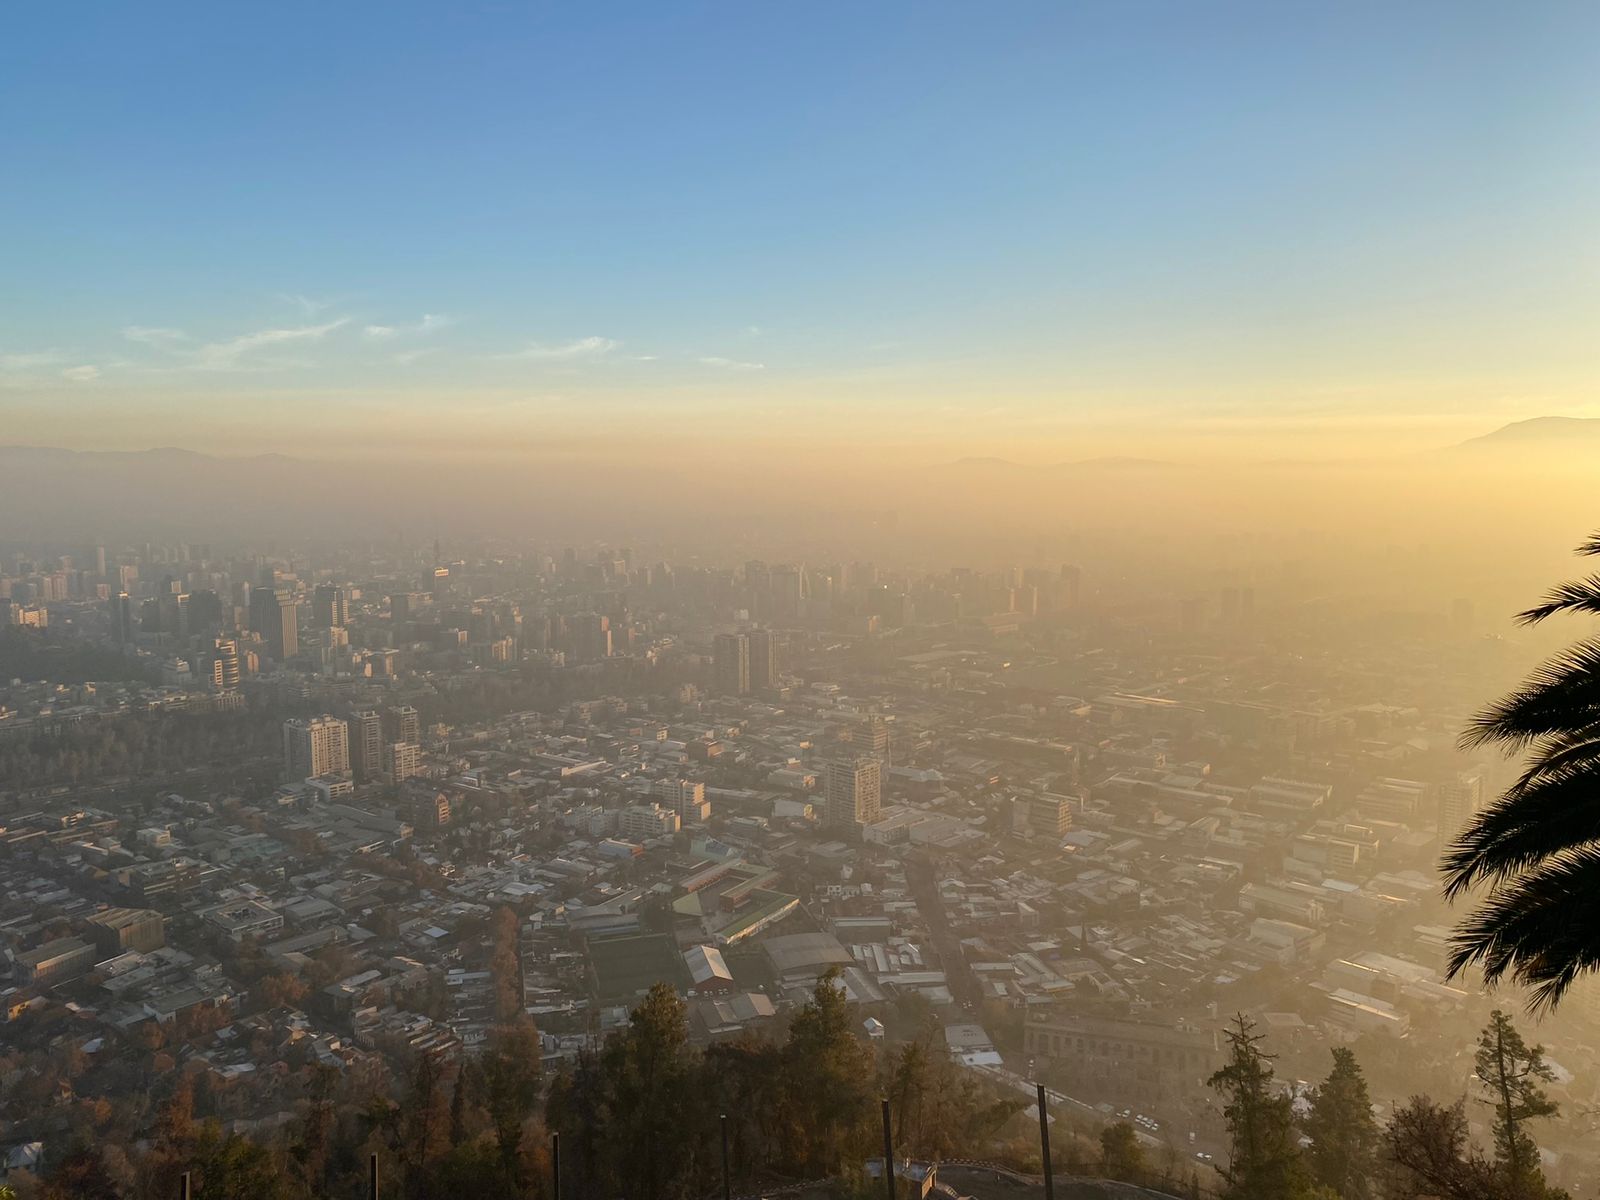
[
  {"left": 179, "top": 1171, "right": 191, "bottom": 1200},
  {"left": 369, "top": 1151, "right": 379, "bottom": 1200},
  {"left": 880, "top": 1097, "right": 896, "bottom": 1200},
  {"left": 552, "top": 1131, "right": 561, "bottom": 1200},
  {"left": 1036, "top": 1084, "right": 1054, "bottom": 1200},
  {"left": 721, "top": 1114, "right": 732, "bottom": 1200}
]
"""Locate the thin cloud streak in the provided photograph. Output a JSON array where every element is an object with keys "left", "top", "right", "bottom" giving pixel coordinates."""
[
  {"left": 494, "top": 336, "right": 619, "bottom": 361},
  {"left": 699, "top": 356, "right": 765, "bottom": 371}
]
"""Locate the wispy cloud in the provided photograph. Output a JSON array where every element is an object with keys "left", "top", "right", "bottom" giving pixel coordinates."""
[
  {"left": 61, "top": 365, "right": 100, "bottom": 383},
  {"left": 192, "top": 319, "right": 349, "bottom": 371},
  {"left": 123, "top": 319, "right": 349, "bottom": 372},
  {"left": 699, "top": 356, "right": 766, "bottom": 371},
  {"left": 495, "top": 336, "right": 619, "bottom": 361},
  {"left": 364, "top": 312, "right": 456, "bottom": 341}
]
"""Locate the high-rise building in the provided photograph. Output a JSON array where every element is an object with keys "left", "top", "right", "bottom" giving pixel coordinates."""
[
  {"left": 313, "top": 583, "right": 349, "bottom": 629},
  {"left": 714, "top": 632, "right": 750, "bottom": 695},
  {"left": 283, "top": 715, "right": 350, "bottom": 779},
  {"left": 387, "top": 704, "right": 421, "bottom": 747},
  {"left": 570, "top": 612, "right": 612, "bottom": 662},
  {"left": 749, "top": 628, "right": 780, "bottom": 692},
  {"left": 387, "top": 740, "right": 423, "bottom": 782},
  {"left": 854, "top": 715, "right": 891, "bottom": 764},
  {"left": 206, "top": 638, "right": 241, "bottom": 690},
  {"left": 824, "top": 755, "right": 881, "bottom": 836},
  {"left": 655, "top": 778, "right": 709, "bottom": 824},
  {"left": 1438, "top": 769, "right": 1487, "bottom": 839},
  {"left": 187, "top": 588, "right": 223, "bottom": 633},
  {"left": 350, "top": 709, "right": 384, "bottom": 781},
  {"left": 770, "top": 565, "right": 805, "bottom": 621},
  {"left": 112, "top": 591, "right": 135, "bottom": 644},
  {"left": 252, "top": 587, "right": 299, "bottom": 662}
]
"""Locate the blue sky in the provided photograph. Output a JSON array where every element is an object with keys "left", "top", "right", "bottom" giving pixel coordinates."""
[{"left": 3, "top": 1, "right": 1597, "bottom": 458}]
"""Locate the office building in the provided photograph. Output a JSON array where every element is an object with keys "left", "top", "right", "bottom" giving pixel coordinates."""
[
  {"left": 313, "top": 583, "right": 349, "bottom": 629},
  {"left": 283, "top": 715, "right": 350, "bottom": 780},
  {"left": 251, "top": 587, "right": 299, "bottom": 662},
  {"left": 825, "top": 755, "right": 881, "bottom": 836},
  {"left": 714, "top": 632, "right": 750, "bottom": 695},
  {"left": 748, "top": 628, "right": 780, "bottom": 691},
  {"left": 112, "top": 591, "right": 135, "bottom": 644},
  {"left": 206, "top": 638, "right": 241, "bottom": 690},
  {"left": 350, "top": 709, "right": 384, "bottom": 781}
]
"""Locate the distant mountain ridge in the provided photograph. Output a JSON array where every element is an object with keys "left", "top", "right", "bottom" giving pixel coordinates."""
[{"left": 1453, "top": 416, "right": 1600, "bottom": 450}]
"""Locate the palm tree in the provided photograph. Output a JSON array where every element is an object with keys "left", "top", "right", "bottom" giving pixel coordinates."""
[{"left": 1444, "top": 531, "right": 1600, "bottom": 1010}]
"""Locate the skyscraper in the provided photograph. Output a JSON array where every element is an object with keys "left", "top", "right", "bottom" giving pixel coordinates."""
[
  {"left": 112, "top": 592, "right": 134, "bottom": 644},
  {"left": 350, "top": 709, "right": 384, "bottom": 781},
  {"left": 206, "top": 638, "right": 241, "bottom": 690},
  {"left": 313, "top": 583, "right": 349, "bottom": 629},
  {"left": 251, "top": 586, "right": 298, "bottom": 662},
  {"left": 748, "top": 628, "right": 780, "bottom": 692},
  {"left": 283, "top": 715, "right": 350, "bottom": 780},
  {"left": 714, "top": 632, "right": 750, "bottom": 695},
  {"left": 824, "top": 755, "right": 881, "bottom": 837}
]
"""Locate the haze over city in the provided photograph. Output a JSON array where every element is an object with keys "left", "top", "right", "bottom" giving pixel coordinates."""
[{"left": 3, "top": 5, "right": 1600, "bottom": 1200}]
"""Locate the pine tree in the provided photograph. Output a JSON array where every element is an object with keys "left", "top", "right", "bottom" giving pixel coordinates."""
[
  {"left": 1206, "top": 1014, "right": 1314, "bottom": 1200},
  {"left": 1303, "top": 1047, "right": 1377, "bottom": 1199},
  {"left": 1475, "top": 1010, "right": 1562, "bottom": 1200},
  {"left": 782, "top": 968, "right": 876, "bottom": 1175},
  {"left": 604, "top": 982, "right": 698, "bottom": 1200}
]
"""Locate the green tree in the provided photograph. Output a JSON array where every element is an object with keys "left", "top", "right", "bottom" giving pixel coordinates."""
[
  {"left": 1446, "top": 531, "right": 1600, "bottom": 1009},
  {"left": 604, "top": 983, "right": 697, "bottom": 1200},
  {"left": 781, "top": 969, "right": 875, "bottom": 1175},
  {"left": 1475, "top": 1010, "right": 1563, "bottom": 1200},
  {"left": 1207, "top": 1014, "right": 1313, "bottom": 1200},
  {"left": 1099, "top": 1121, "right": 1146, "bottom": 1183},
  {"left": 1303, "top": 1047, "right": 1377, "bottom": 1200}
]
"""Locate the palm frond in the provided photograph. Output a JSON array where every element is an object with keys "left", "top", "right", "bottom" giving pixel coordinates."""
[
  {"left": 1446, "top": 847, "right": 1600, "bottom": 1011},
  {"left": 1457, "top": 637, "right": 1600, "bottom": 750},
  {"left": 1577, "top": 531, "right": 1600, "bottom": 557},
  {"left": 1517, "top": 576, "right": 1600, "bottom": 625},
  {"left": 1441, "top": 750, "right": 1600, "bottom": 897}
]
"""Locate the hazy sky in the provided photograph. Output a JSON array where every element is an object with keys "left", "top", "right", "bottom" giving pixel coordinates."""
[{"left": 3, "top": 1, "right": 1597, "bottom": 460}]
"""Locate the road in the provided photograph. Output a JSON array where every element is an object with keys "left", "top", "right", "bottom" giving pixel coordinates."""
[{"left": 905, "top": 852, "right": 984, "bottom": 1010}]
